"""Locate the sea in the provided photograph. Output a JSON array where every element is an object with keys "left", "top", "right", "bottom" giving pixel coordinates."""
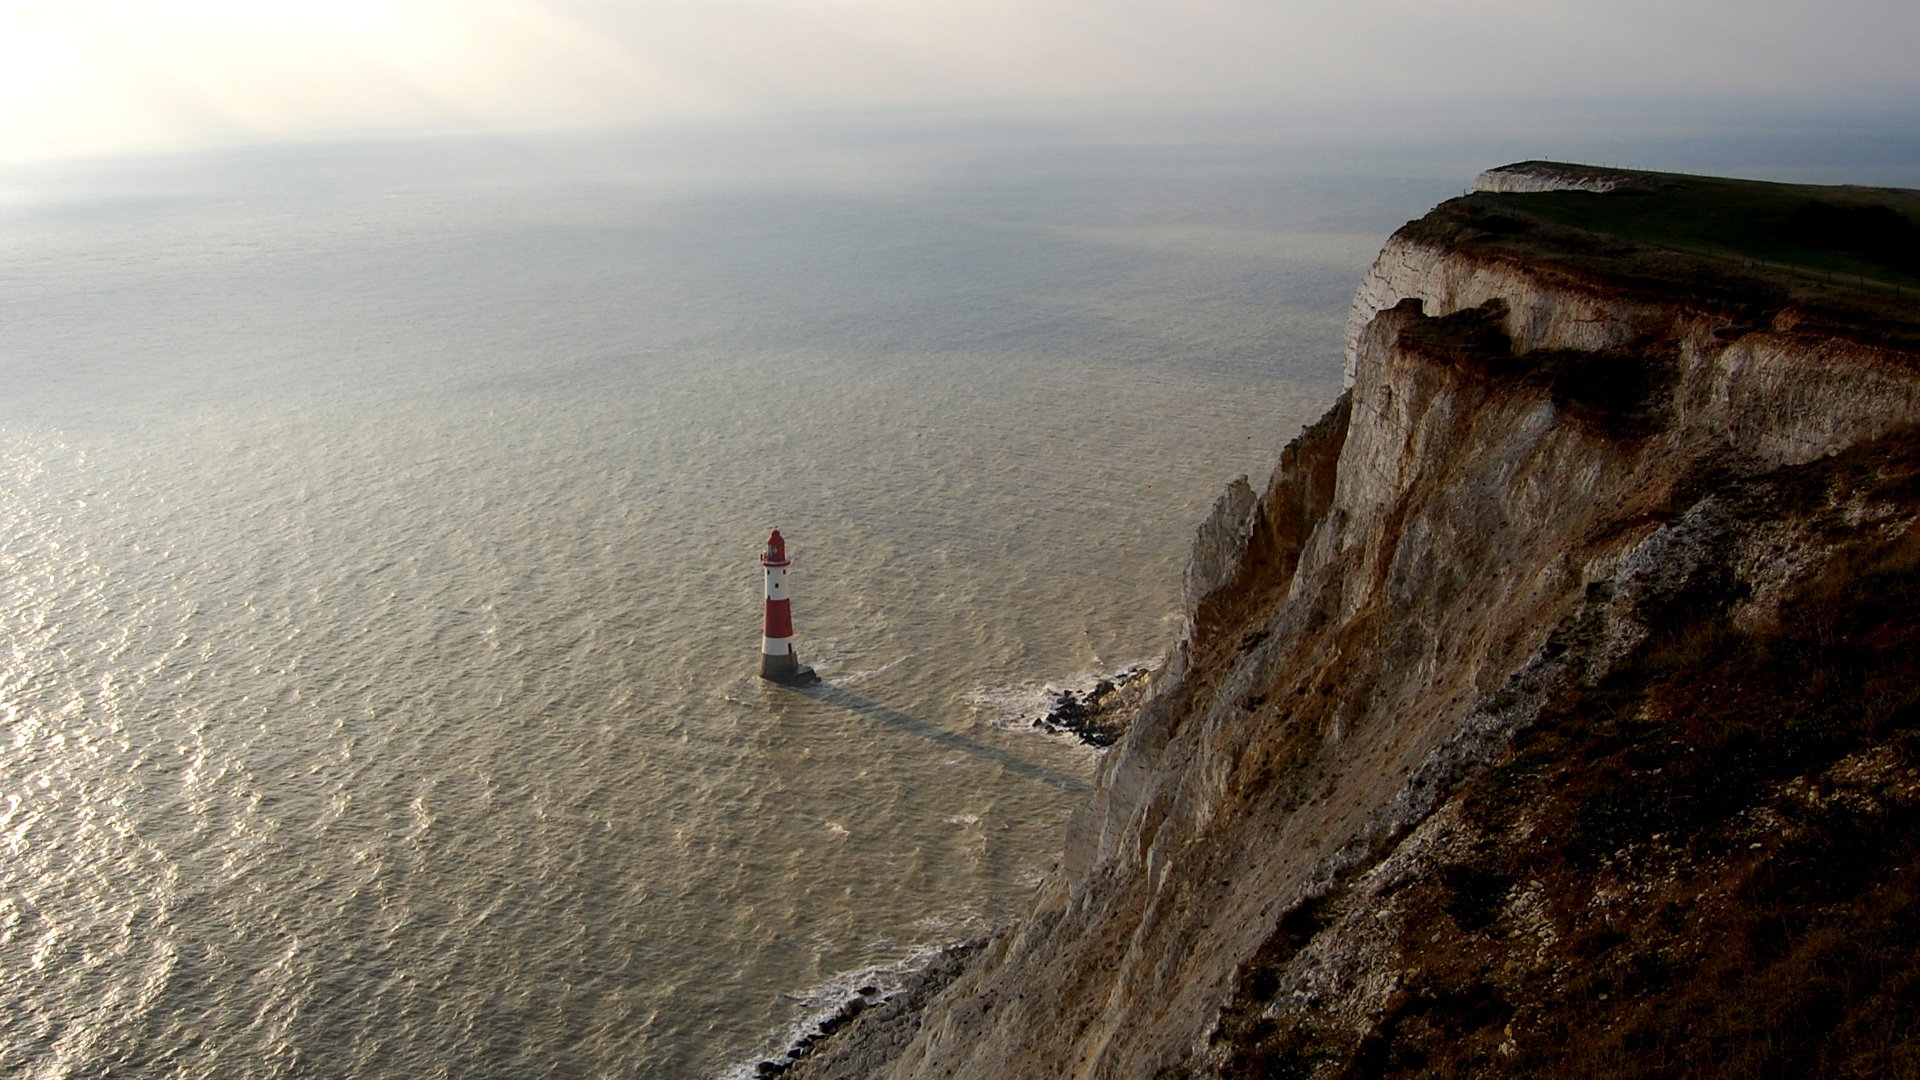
[{"left": 3, "top": 109, "right": 1900, "bottom": 1078}]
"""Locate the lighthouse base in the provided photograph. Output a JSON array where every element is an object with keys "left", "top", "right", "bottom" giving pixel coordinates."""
[{"left": 760, "top": 651, "right": 820, "bottom": 686}]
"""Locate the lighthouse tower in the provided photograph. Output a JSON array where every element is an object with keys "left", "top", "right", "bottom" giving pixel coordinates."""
[{"left": 759, "top": 529, "right": 817, "bottom": 685}]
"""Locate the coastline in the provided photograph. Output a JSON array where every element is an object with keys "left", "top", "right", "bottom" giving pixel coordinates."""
[
  {"left": 727, "top": 940, "right": 984, "bottom": 1080},
  {"left": 726, "top": 658, "right": 1158, "bottom": 1079}
]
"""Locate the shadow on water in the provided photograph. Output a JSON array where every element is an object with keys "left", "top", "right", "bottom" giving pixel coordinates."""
[{"left": 794, "top": 683, "right": 1091, "bottom": 794}]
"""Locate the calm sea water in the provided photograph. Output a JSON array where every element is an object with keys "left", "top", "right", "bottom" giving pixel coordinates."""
[{"left": 0, "top": 122, "right": 1445, "bottom": 1078}]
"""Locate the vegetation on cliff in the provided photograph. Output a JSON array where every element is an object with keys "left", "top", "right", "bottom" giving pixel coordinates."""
[{"left": 1409, "top": 166, "right": 1920, "bottom": 350}]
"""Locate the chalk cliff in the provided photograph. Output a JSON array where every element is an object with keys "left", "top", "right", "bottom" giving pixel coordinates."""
[{"left": 778, "top": 167, "right": 1920, "bottom": 1079}]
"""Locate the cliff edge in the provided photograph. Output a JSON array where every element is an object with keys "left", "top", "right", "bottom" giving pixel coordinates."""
[{"left": 780, "top": 165, "right": 1920, "bottom": 1080}]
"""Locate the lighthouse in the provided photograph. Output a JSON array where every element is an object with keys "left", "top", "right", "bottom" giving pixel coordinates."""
[{"left": 759, "top": 529, "right": 818, "bottom": 685}]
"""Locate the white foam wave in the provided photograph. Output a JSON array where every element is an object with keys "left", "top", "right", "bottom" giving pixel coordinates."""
[
  {"left": 967, "top": 657, "right": 1162, "bottom": 732},
  {"left": 825, "top": 651, "right": 916, "bottom": 687},
  {"left": 716, "top": 939, "right": 975, "bottom": 1080}
]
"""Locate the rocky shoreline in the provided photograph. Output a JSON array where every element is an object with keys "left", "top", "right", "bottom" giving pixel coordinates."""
[
  {"left": 741, "top": 663, "right": 1152, "bottom": 1078},
  {"left": 750, "top": 941, "right": 983, "bottom": 1079},
  {"left": 1027, "top": 664, "right": 1152, "bottom": 747}
]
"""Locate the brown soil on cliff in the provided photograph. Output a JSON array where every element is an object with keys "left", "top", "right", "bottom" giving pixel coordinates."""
[
  {"left": 1210, "top": 428, "right": 1920, "bottom": 1080},
  {"left": 1394, "top": 297, "right": 1679, "bottom": 439}
]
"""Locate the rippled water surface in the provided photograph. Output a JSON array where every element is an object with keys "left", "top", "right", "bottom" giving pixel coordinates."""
[{"left": 0, "top": 125, "right": 1447, "bottom": 1078}]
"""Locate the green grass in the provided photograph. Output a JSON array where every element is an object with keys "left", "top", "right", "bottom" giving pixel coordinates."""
[
  {"left": 1476, "top": 169, "right": 1920, "bottom": 289},
  {"left": 1396, "top": 165, "right": 1920, "bottom": 351}
]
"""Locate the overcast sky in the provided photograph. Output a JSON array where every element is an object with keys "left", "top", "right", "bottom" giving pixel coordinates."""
[{"left": 2, "top": 0, "right": 1917, "bottom": 162}]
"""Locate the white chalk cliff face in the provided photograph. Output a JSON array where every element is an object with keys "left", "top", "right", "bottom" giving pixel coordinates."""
[
  {"left": 1468, "top": 161, "right": 1641, "bottom": 196},
  {"left": 781, "top": 194, "right": 1920, "bottom": 1080}
]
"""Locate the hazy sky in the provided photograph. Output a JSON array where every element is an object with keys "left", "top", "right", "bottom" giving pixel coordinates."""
[{"left": 2, "top": 0, "right": 1917, "bottom": 161}]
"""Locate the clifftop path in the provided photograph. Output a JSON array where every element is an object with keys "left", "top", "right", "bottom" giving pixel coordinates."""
[{"left": 777, "top": 165, "right": 1920, "bottom": 1080}]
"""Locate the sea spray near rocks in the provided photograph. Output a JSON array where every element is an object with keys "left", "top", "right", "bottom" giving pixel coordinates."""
[
  {"left": 971, "top": 663, "right": 1158, "bottom": 748},
  {"left": 724, "top": 942, "right": 984, "bottom": 1080}
]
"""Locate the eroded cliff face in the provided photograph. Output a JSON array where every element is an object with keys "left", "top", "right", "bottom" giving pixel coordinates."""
[{"left": 783, "top": 191, "right": 1920, "bottom": 1080}]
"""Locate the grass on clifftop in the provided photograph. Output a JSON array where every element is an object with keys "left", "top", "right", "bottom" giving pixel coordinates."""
[
  {"left": 1405, "top": 165, "right": 1920, "bottom": 351},
  {"left": 1483, "top": 170, "right": 1920, "bottom": 286}
]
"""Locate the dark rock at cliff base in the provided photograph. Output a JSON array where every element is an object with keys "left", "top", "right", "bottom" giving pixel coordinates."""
[
  {"left": 774, "top": 941, "right": 983, "bottom": 1080},
  {"left": 1033, "top": 666, "right": 1152, "bottom": 747}
]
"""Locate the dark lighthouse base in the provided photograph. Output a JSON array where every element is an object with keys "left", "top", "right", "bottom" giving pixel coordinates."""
[{"left": 761, "top": 649, "right": 819, "bottom": 686}]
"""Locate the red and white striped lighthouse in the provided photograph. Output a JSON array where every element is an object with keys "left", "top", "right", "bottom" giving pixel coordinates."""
[{"left": 759, "top": 529, "right": 817, "bottom": 684}]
